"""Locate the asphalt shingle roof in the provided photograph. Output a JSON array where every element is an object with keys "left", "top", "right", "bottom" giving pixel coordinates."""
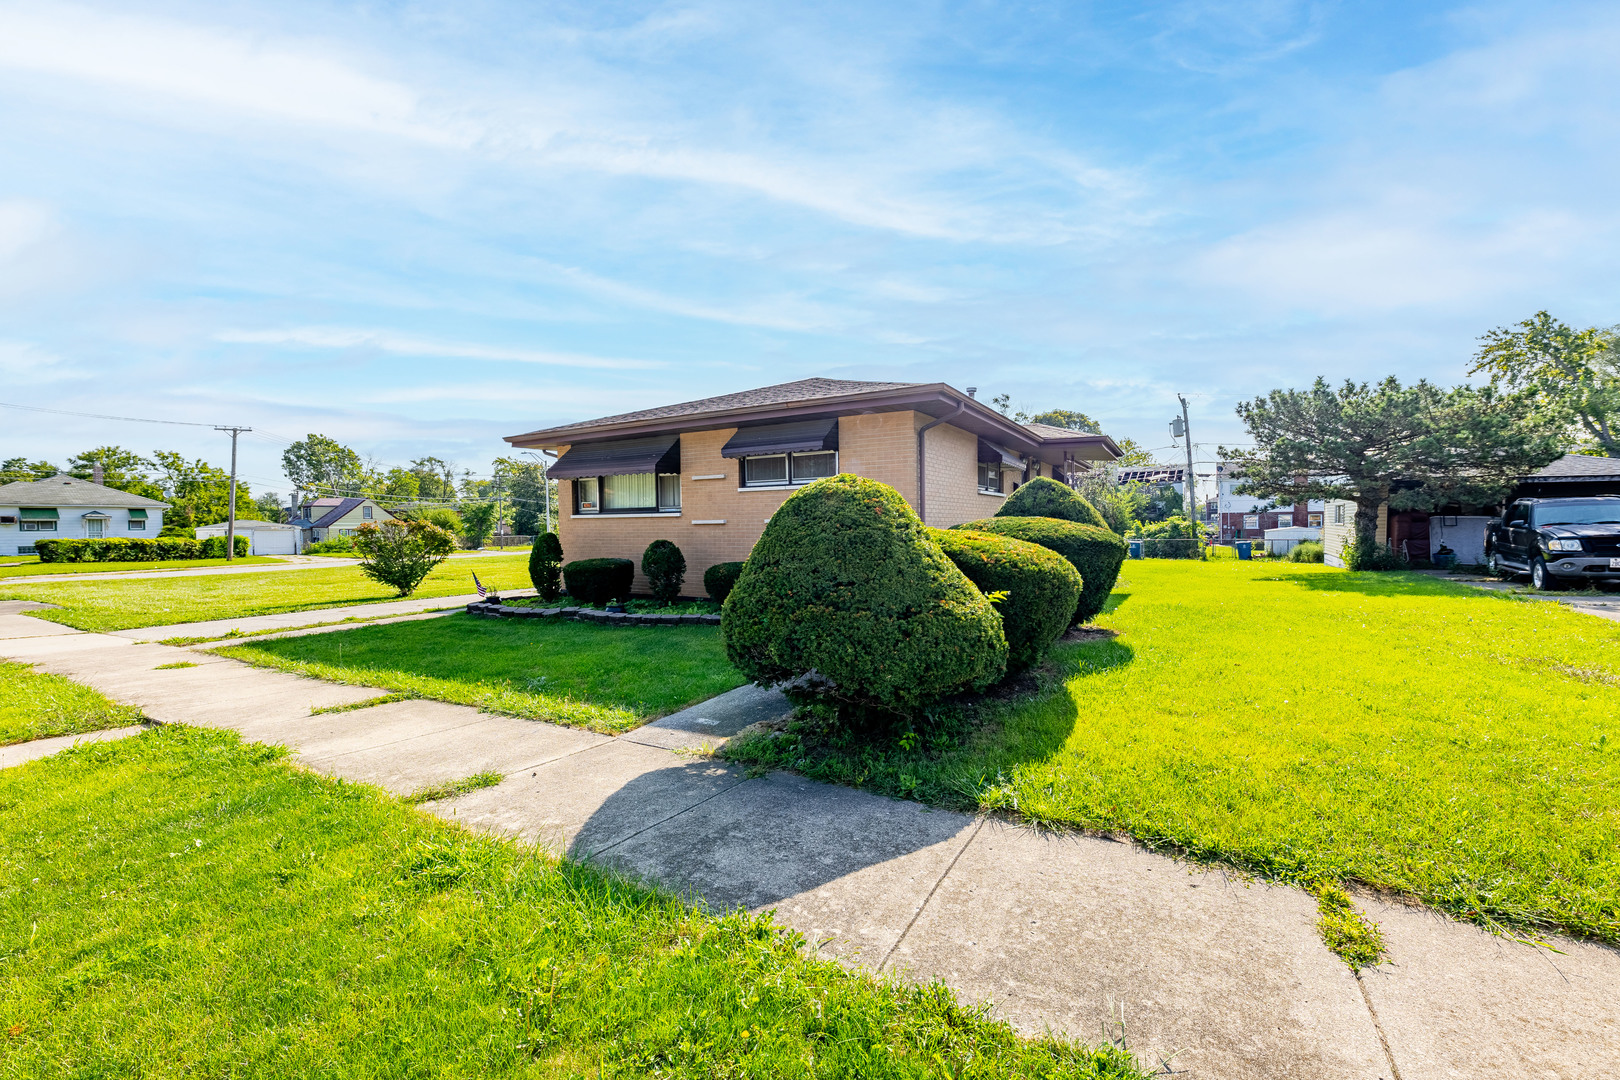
[
  {"left": 533, "top": 378, "right": 920, "bottom": 436},
  {"left": 0, "top": 474, "right": 168, "bottom": 508},
  {"left": 1530, "top": 453, "right": 1620, "bottom": 479}
]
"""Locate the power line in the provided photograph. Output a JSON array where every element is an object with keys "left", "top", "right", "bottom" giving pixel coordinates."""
[{"left": 0, "top": 400, "right": 223, "bottom": 427}]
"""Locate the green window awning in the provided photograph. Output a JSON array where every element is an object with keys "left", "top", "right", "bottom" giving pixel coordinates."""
[
  {"left": 19, "top": 507, "right": 58, "bottom": 521},
  {"left": 127, "top": 508, "right": 148, "bottom": 519}
]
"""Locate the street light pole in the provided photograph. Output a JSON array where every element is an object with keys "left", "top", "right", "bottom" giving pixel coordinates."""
[
  {"left": 1177, "top": 395, "right": 1196, "bottom": 524},
  {"left": 215, "top": 425, "right": 251, "bottom": 562}
]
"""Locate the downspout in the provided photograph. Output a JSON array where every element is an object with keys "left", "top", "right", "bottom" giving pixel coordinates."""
[{"left": 915, "top": 402, "right": 967, "bottom": 524}]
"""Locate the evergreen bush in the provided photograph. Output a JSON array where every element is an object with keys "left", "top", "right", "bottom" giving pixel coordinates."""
[
  {"left": 704, "top": 561, "right": 745, "bottom": 603},
  {"left": 529, "top": 532, "right": 564, "bottom": 600},
  {"left": 1287, "top": 540, "right": 1325, "bottom": 563},
  {"left": 722, "top": 474, "right": 1006, "bottom": 713},
  {"left": 928, "top": 527, "right": 1081, "bottom": 672},
  {"left": 32, "top": 536, "right": 244, "bottom": 563},
  {"left": 957, "top": 516, "right": 1127, "bottom": 624},
  {"left": 1344, "top": 538, "right": 1408, "bottom": 571},
  {"left": 641, "top": 539, "right": 686, "bottom": 603},
  {"left": 563, "top": 558, "right": 635, "bottom": 606},
  {"left": 995, "top": 477, "right": 1108, "bottom": 528}
]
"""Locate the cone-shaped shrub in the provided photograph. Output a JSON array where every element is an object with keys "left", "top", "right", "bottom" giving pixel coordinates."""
[
  {"left": 529, "top": 532, "right": 564, "bottom": 600},
  {"left": 723, "top": 474, "right": 1007, "bottom": 711},
  {"left": 928, "top": 528, "right": 1082, "bottom": 672},
  {"left": 956, "top": 516, "right": 1127, "bottom": 624},
  {"left": 995, "top": 476, "right": 1107, "bottom": 528}
]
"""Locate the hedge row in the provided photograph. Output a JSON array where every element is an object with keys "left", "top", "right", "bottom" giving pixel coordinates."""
[
  {"left": 562, "top": 557, "right": 635, "bottom": 606},
  {"left": 956, "top": 516, "right": 1127, "bottom": 624},
  {"left": 34, "top": 536, "right": 250, "bottom": 563}
]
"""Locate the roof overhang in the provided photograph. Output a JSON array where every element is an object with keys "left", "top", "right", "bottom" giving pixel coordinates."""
[{"left": 547, "top": 434, "right": 681, "bottom": 479}]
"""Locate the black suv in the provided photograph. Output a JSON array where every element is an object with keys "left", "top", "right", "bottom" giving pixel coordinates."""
[{"left": 1485, "top": 496, "right": 1620, "bottom": 589}]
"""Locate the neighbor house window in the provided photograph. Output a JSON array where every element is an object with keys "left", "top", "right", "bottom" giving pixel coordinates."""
[
  {"left": 1243, "top": 515, "right": 1259, "bottom": 530},
  {"left": 575, "top": 473, "right": 679, "bottom": 514},
  {"left": 19, "top": 521, "right": 57, "bottom": 532},
  {"left": 978, "top": 461, "right": 1001, "bottom": 494},
  {"left": 1308, "top": 513, "right": 1322, "bottom": 528},
  {"left": 1334, "top": 504, "right": 1345, "bottom": 525},
  {"left": 362, "top": 505, "right": 373, "bottom": 520},
  {"left": 128, "top": 519, "right": 145, "bottom": 531},
  {"left": 741, "top": 451, "right": 838, "bottom": 488}
]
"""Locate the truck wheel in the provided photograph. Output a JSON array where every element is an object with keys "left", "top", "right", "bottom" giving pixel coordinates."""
[
  {"left": 1531, "top": 558, "right": 1563, "bottom": 591},
  {"left": 1488, "top": 553, "right": 1514, "bottom": 580}
]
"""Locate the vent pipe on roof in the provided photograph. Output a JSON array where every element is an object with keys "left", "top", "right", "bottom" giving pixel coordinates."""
[{"left": 965, "top": 387, "right": 977, "bottom": 398}]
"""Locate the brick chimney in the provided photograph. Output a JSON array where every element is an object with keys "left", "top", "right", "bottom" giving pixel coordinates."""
[{"left": 92, "top": 463, "right": 104, "bottom": 485}]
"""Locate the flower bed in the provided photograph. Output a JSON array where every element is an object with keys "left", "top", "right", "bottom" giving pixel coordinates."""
[{"left": 466, "top": 600, "right": 720, "bottom": 626}]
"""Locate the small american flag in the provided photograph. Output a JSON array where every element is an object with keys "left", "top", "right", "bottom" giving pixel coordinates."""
[{"left": 473, "top": 571, "right": 488, "bottom": 598}]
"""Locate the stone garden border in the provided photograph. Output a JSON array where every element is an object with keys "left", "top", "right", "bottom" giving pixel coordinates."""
[{"left": 466, "top": 599, "right": 721, "bottom": 626}]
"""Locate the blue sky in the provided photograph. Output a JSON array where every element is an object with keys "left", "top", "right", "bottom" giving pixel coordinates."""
[{"left": 2, "top": 0, "right": 1616, "bottom": 500}]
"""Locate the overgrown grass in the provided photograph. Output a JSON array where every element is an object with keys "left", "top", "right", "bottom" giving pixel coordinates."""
[
  {"left": 404, "top": 770, "right": 506, "bottom": 805},
  {"left": 0, "top": 554, "right": 535, "bottom": 632},
  {"left": 0, "top": 556, "right": 282, "bottom": 579},
  {"left": 218, "top": 614, "right": 745, "bottom": 734},
  {"left": 0, "top": 726, "right": 1142, "bottom": 1079},
  {"left": 724, "top": 561, "right": 1620, "bottom": 945},
  {"left": 0, "top": 660, "right": 143, "bottom": 746}
]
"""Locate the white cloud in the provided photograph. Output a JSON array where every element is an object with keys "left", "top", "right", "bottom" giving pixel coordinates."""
[
  {"left": 215, "top": 327, "right": 662, "bottom": 370},
  {"left": 0, "top": 340, "right": 87, "bottom": 385}
]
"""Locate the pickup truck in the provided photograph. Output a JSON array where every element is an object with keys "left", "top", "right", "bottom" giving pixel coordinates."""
[{"left": 1485, "top": 496, "right": 1620, "bottom": 590}]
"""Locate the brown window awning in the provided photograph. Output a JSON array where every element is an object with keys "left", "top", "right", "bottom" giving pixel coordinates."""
[
  {"left": 978, "top": 440, "right": 1024, "bottom": 470},
  {"left": 721, "top": 418, "right": 838, "bottom": 459},
  {"left": 547, "top": 435, "right": 681, "bottom": 479}
]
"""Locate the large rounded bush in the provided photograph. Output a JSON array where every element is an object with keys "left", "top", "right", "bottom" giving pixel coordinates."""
[
  {"left": 641, "top": 539, "right": 686, "bottom": 602},
  {"left": 704, "top": 561, "right": 745, "bottom": 603},
  {"left": 957, "top": 517, "right": 1127, "bottom": 624},
  {"left": 562, "top": 557, "right": 634, "bottom": 606},
  {"left": 995, "top": 477, "right": 1107, "bottom": 529},
  {"left": 928, "top": 528, "right": 1081, "bottom": 672},
  {"left": 722, "top": 474, "right": 1007, "bottom": 711}
]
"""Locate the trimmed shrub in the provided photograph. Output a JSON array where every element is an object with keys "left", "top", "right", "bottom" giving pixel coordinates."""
[
  {"left": 1288, "top": 540, "right": 1325, "bottom": 563},
  {"left": 305, "top": 536, "right": 357, "bottom": 555},
  {"left": 996, "top": 477, "right": 1107, "bottom": 529},
  {"left": 704, "top": 561, "right": 745, "bottom": 603},
  {"left": 200, "top": 536, "right": 251, "bottom": 559},
  {"left": 722, "top": 474, "right": 1007, "bottom": 713},
  {"left": 563, "top": 558, "right": 634, "bottom": 606},
  {"left": 353, "top": 519, "right": 457, "bottom": 596},
  {"left": 32, "top": 536, "right": 237, "bottom": 563},
  {"left": 1344, "top": 538, "right": 1408, "bottom": 572},
  {"left": 641, "top": 539, "right": 686, "bottom": 603},
  {"left": 529, "top": 532, "right": 564, "bottom": 600},
  {"left": 957, "top": 516, "right": 1127, "bottom": 624},
  {"left": 928, "top": 527, "right": 1081, "bottom": 672}
]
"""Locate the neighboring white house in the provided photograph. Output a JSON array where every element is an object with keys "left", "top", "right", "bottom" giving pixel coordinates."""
[
  {"left": 194, "top": 519, "right": 301, "bottom": 556},
  {"left": 288, "top": 497, "right": 398, "bottom": 546},
  {"left": 0, "top": 474, "right": 168, "bottom": 556}
]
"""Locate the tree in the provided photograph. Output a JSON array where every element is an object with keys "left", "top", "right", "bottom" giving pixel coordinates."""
[
  {"left": 151, "top": 450, "right": 254, "bottom": 526},
  {"left": 459, "top": 501, "right": 498, "bottom": 548},
  {"left": 1222, "top": 377, "right": 1562, "bottom": 551},
  {"left": 1, "top": 458, "right": 57, "bottom": 484},
  {"left": 352, "top": 519, "right": 457, "bottom": 596},
  {"left": 1112, "top": 438, "right": 1154, "bottom": 467},
  {"left": 493, "top": 456, "right": 550, "bottom": 535},
  {"left": 409, "top": 456, "right": 457, "bottom": 501},
  {"left": 282, "top": 435, "right": 365, "bottom": 498},
  {"left": 67, "top": 447, "right": 162, "bottom": 498},
  {"left": 1026, "top": 409, "right": 1100, "bottom": 433},
  {"left": 1470, "top": 311, "right": 1620, "bottom": 456},
  {"left": 254, "top": 492, "right": 287, "bottom": 523},
  {"left": 378, "top": 467, "right": 420, "bottom": 505}
]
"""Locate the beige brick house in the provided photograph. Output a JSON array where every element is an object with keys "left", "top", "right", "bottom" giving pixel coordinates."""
[{"left": 505, "top": 378, "right": 1121, "bottom": 594}]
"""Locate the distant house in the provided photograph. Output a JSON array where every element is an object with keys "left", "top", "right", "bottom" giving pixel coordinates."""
[
  {"left": 0, "top": 474, "right": 168, "bottom": 557},
  {"left": 194, "top": 519, "right": 301, "bottom": 556},
  {"left": 288, "top": 497, "right": 398, "bottom": 549},
  {"left": 1209, "top": 462, "right": 1323, "bottom": 541},
  {"left": 505, "top": 377, "right": 1122, "bottom": 593}
]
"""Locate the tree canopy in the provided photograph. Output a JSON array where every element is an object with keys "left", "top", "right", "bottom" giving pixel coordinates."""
[
  {"left": 1222, "top": 377, "right": 1561, "bottom": 545},
  {"left": 281, "top": 435, "right": 366, "bottom": 497},
  {"left": 1470, "top": 311, "right": 1620, "bottom": 457}
]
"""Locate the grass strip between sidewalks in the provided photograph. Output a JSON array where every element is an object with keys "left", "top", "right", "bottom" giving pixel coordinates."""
[
  {"left": 724, "top": 560, "right": 1620, "bottom": 949},
  {"left": 0, "top": 660, "right": 143, "bottom": 746},
  {"left": 0, "top": 556, "right": 282, "bottom": 579},
  {"left": 0, "top": 726, "right": 1143, "bottom": 1079},
  {"left": 217, "top": 613, "right": 745, "bottom": 734}
]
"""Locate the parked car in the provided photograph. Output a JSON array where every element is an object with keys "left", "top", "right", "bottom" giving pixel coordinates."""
[{"left": 1484, "top": 496, "right": 1620, "bottom": 590}]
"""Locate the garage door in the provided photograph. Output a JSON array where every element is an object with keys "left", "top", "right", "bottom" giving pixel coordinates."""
[{"left": 250, "top": 529, "right": 296, "bottom": 556}]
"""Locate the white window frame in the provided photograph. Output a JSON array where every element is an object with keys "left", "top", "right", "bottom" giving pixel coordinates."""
[
  {"left": 739, "top": 451, "right": 838, "bottom": 489},
  {"left": 19, "top": 520, "right": 57, "bottom": 532},
  {"left": 572, "top": 473, "right": 681, "bottom": 515},
  {"left": 1243, "top": 514, "right": 1260, "bottom": 530},
  {"left": 977, "top": 461, "right": 1002, "bottom": 495},
  {"left": 1308, "top": 513, "right": 1322, "bottom": 528},
  {"left": 362, "top": 505, "right": 373, "bottom": 520},
  {"left": 1333, "top": 504, "right": 1345, "bottom": 525},
  {"left": 128, "top": 518, "right": 146, "bottom": 531}
]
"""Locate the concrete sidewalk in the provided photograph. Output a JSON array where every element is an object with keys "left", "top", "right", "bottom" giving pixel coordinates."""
[
  {"left": 1, "top": 625, "right": 1615, "bottom": 1079},
  {"left": 0, "top": 548, "right": 526, "bottom": 586}
]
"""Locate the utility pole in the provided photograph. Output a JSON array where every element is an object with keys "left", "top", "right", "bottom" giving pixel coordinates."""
[
  {"left": 1177, "top": 395, "right": 1196, "bottom": 524},
  {"left": 215, "top": 426, "right": 251, "bottom": 562}
]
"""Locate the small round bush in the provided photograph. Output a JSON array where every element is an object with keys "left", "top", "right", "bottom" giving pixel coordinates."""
[
  {"left": 957, "top": 516, "right": 1127, "bottom": 624},
  {"left": 641, "top": 539, "right": 687, "bottom": 602},
  {"left": 996, "top": 477, "right": 1107, "bottom": 529},
  {"left": 928, "top": 528, "right": 1082, "bottom": 672},
  {"left": 563, "top": 557, "right": 634, "bottom": 606},
  {"left": 1288, "top": 540, "right": 1325, "bottom": 563},
  {"left": 723, "top": 474, "right": 1007, "bottom": 713},
  {"left": 704, "top": 561, "right": 745, "bottom": 603},
  {"left": 529, "top": 532, "right": 564, "bottom": 599}
]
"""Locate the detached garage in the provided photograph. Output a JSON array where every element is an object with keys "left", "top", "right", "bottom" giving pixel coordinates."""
[{"left": 194, "top": 520, "right": 299, "bottom": 556}]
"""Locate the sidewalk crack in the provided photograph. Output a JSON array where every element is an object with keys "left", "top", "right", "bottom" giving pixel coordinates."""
[
  {"left": 1353, "top": 970, "right": 1405, "bottom": 1080},
  {"left": 876, "top": 816, "right": 984, "bottom": 973}
]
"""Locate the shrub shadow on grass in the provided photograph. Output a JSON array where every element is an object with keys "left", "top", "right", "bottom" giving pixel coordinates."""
[
  {"left": 1099, "top": 591, "right": 1130, "bottom": 615},
  {"left": 1265, "top": 568, "right": 1523, "bottom": 602}
]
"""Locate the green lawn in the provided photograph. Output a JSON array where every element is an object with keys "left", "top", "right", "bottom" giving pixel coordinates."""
[
  {"left": 218, "top": 614, "right": 746, "bottom": 733},
  {"left": 0, "top": 660, "right": 143, "bottom": 746},
  {"left": 0, "top": 554, "right": 536, "bottom": 632},
  {"left": 725, "top": 560, "right": 1620, "bottom": 945},
  {"left": 0, "top": 726, "right": 1140, "bottom": 1079},
  {"left": 0, "top": 556, "right": 282, "bottom": 579}
]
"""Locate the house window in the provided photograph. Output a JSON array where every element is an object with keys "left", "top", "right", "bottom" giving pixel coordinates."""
[
  {"left": 19, "top": 521, "right": 57, "bottom": 532},
  {"left": 128, "top": 519, "right": 145, "bottom": 530},
  {"left": 362, "top": 505, "right": 373, "bottom": 520},
  {"left": 574, "top": 473, "right": 679, "bottom": 514},
  {"left": 1308, "top": 513, "right": 1322, "bottom": 528},
  {"left": 1243, "top": 515, "right": 1259, "bottom": 530},
  {"left": 741, "top": 451, "right": 838, "bottom": 488},
  {"left": 978, "top": 461, "right": 1001, "bottom": 494},
  {"left": 1334, "top": 504, "right": 1345, "bottom": 525}
]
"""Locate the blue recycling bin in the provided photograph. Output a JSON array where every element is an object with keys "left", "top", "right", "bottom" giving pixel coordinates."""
[
  {"left": 1128, "top": 539, "right": 1144, "bottom": 559},
  {"left": 1235, "top": 540, "right": 1252, "bottom": 560}
]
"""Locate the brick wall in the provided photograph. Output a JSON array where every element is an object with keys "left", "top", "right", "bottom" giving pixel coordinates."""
[{"left": 553, "top": 409, "right": 996, "bottom": 595}]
